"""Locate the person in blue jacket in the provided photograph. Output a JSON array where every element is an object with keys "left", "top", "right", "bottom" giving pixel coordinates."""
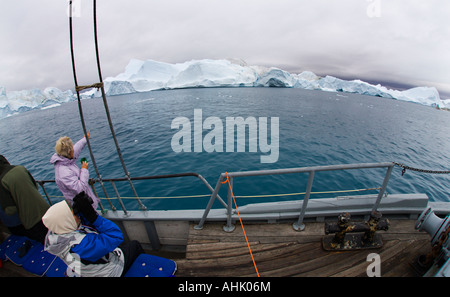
[{"left": 42, "top": 192, "right": 143, "bottom": 277}]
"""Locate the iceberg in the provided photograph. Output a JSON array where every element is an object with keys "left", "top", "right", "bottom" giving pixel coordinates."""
[
  {"left": 0, "top": 86, "right": 75, "bottom": 118},
  {"left": 315, "top": 76, "right": 395, "bottom": 98},
  {"left": 167, "top": 59, "right": 257, "bottom": 89},
  {"left": 395, "top": 86, "right": 442, "bottom": 107},
  {"left": 254, "top": 68, "right": 297, "bottom": 88},
  {"left": 1, "top": 58, "right": 447, "bottom": 118},
  {"left": 83, "top": 58, "right": 445, "bottom": 109}
]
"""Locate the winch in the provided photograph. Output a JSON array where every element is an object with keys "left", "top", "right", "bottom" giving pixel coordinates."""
[{"left": 415, "top": 207, "right": 450, "bottom": 276}]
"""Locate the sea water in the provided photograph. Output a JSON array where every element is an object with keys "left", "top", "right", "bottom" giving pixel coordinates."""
[{"left": 0, "top": 87, "right": 449, "bottom": 211}]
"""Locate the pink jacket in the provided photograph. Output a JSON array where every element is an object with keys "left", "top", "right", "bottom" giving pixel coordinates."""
[{"left": 50, "top": 137, "right": 99, "bottom": 210}]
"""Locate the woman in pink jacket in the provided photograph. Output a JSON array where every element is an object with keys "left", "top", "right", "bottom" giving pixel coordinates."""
[{"left": 50, "top": 130, "right": 100, "bottom": 210}]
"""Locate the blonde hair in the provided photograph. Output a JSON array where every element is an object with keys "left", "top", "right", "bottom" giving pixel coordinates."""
[{"left": 55, "top": 136, "right": 73, "bottom": 158}]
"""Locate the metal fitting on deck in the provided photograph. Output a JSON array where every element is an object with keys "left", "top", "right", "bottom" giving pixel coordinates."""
[{"left": 323, "top": 211, "right": 389, "bottom": 251}]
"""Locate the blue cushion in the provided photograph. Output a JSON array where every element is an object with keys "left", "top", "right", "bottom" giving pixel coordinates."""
[
  {"left": 0, "top": 235, "right": 68, "bottom": 277},
  {"left": 0, "top": 235, "right": 22, "bottom": 261},
  {"left": 45, "top": 257, "right": 68, "bottom": 277},
  {"left": 0, "top": 235, "right": 41, "bottom": 265},
  {"left": 0, "top": 235, "right": 25, "bottom": 261},
  {"left": 22, "top": 246, "right": 58, "bottom": 276},
  {"left": 124, "top": 254, "right": 177, "bottom": 277}
]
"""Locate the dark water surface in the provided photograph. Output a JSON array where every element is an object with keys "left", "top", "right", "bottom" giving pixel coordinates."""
[{"left": 1, "top": 87, "right": 449, "bottom": 210}]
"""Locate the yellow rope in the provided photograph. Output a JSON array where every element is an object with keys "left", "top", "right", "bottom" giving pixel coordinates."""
[
  {"left": 98, "top": 194, "right": 211, "bottom": 200},
  {"left": 92, "top": 187, "right": 380, "bottom": 200},
  {"left": 235, "top": 187, "right": 381, "bottom": 199}
]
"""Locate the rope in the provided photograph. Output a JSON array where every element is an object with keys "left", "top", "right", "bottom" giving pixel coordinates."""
[
  {"left": 69, "top": 0, "right": 111, "bottom": 212},
  {"left": 84, "top": 187, "right": 380, "bottom": 201},
  {"left": 393, "top": 162, "right": 450, "bottom": 176},
  {"left": 68, "top": 0, "right": 144, "bottom": 211},
  {"left": 235, "top": 187, "right": 381, "bottom": 199},
  {"left": 222, "top": 172, "right": 260, "bottom": 277},
  {"left": 98, "top": 194, "right": 211, "bottom": 200},
  {"left": 75, "top": 82, "right": 103, "bottom": 92},
  {"left": 92, "top": 0, "right": 146, "bottom": 211}
]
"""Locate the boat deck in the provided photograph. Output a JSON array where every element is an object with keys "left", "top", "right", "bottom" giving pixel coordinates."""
[
  {"left": 0, "top": 218, "right": 432, "bottom": 277},
  {"left": 176, "top": 219, "right": 431, "bottom": 277}
]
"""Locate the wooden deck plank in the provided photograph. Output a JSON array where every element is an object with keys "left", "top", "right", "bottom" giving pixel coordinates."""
[
  {"left": 176, "top": 220, "right": 432, "bottom": 277},
  {"left": 0, "top": 218, "right": 432, "bottom": 277}
]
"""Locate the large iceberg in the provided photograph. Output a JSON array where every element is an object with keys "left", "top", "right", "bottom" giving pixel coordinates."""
[
  {"left": 82, "top": 58, "right": 447, "bottom": 109},
  {"left": 1, "top": 58, "right": 448, "bottom": 118},
  {"left": 0, "top": 86, "right": 75, "bottom": 118},
  {"left": 83, "top": 59, "right": 258, "bottom": 97}
]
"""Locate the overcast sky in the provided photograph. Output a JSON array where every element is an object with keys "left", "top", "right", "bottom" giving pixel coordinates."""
[{"left": 1, "top": 0, "right": 450, "bottom": 97}]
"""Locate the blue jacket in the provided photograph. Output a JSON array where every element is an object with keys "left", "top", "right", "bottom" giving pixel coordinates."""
[
  {"left": 71, "top": 215, "right": 124, "bottom": 262},
  {"left": 44, "top": 214, "right": 125, "bottom": 277}
]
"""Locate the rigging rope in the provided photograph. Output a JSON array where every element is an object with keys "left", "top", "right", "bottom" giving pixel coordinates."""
[
  {"left": 68, "top": 0, "right": 145, "bottom": 210},
  {"left": 222, "top": 172, "right": 260, "bottom": 277},
  {"left": 69, "top": 0, "right": 111, "bottom": 212},
  {"left": 75, "top": 82, "right": 103, "bottom": 92},
  {"left": 92, "top": 0, "right": 146, "bottom": 210}
]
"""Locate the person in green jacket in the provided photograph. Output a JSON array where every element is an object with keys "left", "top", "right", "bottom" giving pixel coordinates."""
[{"left": 0, "top": 155, "right": 49, "bottom": 244}]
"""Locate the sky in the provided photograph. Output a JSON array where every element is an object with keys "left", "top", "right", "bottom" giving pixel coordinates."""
[{"left": 1, "top": 0, "right": 450, "bottom": 97}]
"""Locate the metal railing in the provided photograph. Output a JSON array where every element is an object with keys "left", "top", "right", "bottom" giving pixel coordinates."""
[
  {"left": 37, "top": 172, "right": 227, "bottom": 215},
  {"left": 37, "top": 171, "right": 229, "bottom": 250},
  {"left": 37, "top": 162, "right": 395, "bottom": 233},
  {"left": 194, "top": 162, "right": 395, "bottom": 231}
]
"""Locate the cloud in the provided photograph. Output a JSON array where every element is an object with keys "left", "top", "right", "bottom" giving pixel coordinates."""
[{"left": 1, "top": 0, "right": 449, "bottom": 97}]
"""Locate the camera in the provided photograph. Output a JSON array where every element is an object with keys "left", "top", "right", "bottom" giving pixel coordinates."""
[{"left": 72, "top": 191, "right": 93, "bottom": 215}]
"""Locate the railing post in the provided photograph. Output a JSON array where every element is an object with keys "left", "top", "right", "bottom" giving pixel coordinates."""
[
  {"left": 293, "top": 171, "right": 315, "bottom": 231},
  {"left": 195, "top": 174, "right": 224, "bottom": 230},
  {"left": 111, "top": 181, "right": 128, "bottom": 216},
  {"left": 89, "top": 183, "right": 107, "bottom": 214},
  {"left": 144, "top": 221, "right": 161, "bottom": 250},
  {"left": 197, "top": 174, "right": 228, "bottom": 209},
  {"left": 372, "top": 164, "right": 394, "bottom": 212},
  {"left": 38, "top": 181, "right": 53, "bottom": 206},
  {"left": 223, "top": 177, "right": 235, "bottom": 232},
  {"left": 90, "top": 182, "right": 115, "bottom": 212}
]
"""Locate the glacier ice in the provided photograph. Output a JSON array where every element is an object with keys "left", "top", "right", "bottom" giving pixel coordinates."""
[
  {"left": 167, "top": 59, "right": 257, "bottom": 89},
  {"left": 86, "top": 58, "right": 445, "bottom": 109},
  {"left": 0, "top": 86, "right": 75, "bottom": 118},
  {"left": 255, "top": 68, "right": 297, "bottom": 88},
  {"left": 0, "top": 58, "right": 447, "bottom": 118}
]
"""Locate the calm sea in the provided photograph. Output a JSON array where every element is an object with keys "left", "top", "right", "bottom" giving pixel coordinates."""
[{"left": 1, "top": 87, "right": 449, "bottom": 211}]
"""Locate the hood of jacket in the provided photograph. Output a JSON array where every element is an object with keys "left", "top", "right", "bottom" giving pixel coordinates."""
[
  {"left": 42, "top": 200, "right": 79, "bottom": 234},
  {"left": 50, "top": 153, "right": 76, "bottom": 166}
]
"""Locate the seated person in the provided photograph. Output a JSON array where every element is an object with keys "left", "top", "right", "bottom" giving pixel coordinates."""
[
  {"left": 0, "top": 155, "right": 49, "bottom": 244},
  {"left": 42, "top": 192, "right": 143, "bottom": 277}
]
